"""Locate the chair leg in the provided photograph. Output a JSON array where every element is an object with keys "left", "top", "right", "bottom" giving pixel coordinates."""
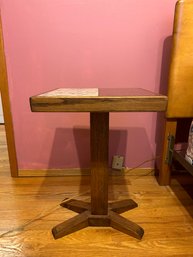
[{"left": 158, "top": 119, "right": 177, "bottom": 186}]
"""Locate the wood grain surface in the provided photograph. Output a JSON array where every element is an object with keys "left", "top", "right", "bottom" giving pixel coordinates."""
[
  {"left": 90, "top": 112, "right": 109, "bottom": 215},
  {"left": 30, "top": 88, "right": 167, "bottom": 112},
  {"left": 167, "top": 0, "right": 193, "bottom": 117},
  {"left": 159, "top": 119, "right": 177, "bottom": 185},
  {"left": 0, "top": 16, "right": 18, "bottom": 177},
  {"left": 1, "top": 125, "right": 193, "bottom": 257}
]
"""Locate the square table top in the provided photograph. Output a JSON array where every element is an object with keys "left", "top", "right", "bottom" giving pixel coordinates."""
[{"left": 30, "top": 88, "right": 167, "bottom": 112}]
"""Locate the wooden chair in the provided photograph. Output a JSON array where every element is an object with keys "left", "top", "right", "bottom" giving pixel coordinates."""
[{"left": 159, "top": 0, "right": 193, "bottom": 185}]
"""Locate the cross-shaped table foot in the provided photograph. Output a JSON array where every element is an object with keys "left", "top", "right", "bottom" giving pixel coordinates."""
[
  {"left": 30, "top": 90, "right": 167, "bottom": 241},
  {"left": 52, "top": 199, "right": 144, "bottom": 240}
]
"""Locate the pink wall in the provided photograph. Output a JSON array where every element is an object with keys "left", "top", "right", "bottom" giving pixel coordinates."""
[{"left": 0, "top": 0, "right": 177, "bottom": 170}]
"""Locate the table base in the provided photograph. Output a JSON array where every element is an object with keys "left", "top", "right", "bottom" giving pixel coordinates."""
[{"left": 52, "top": 199, "right": 144, "bottom": 240}]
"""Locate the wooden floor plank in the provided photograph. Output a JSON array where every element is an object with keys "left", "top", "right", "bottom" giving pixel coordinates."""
[{"left": 1, "top": 125, "right": 193, "bottom": 257}]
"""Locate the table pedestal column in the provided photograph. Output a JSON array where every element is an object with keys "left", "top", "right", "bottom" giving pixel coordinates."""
[
  {"left": 52, "top": 112, "right": 144, "bottom": 240},
  {"left": 90, "top": 112, "right": 109, "bottom": 215}
]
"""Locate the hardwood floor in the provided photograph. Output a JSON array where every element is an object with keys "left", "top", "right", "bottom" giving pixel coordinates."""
[{"left": 0, "top": 125, "right": 193, "bottom": 257}]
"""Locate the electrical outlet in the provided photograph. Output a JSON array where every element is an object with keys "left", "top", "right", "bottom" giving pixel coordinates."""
[{"left": 112, "top": 155, "right": 124, "bottom": 170}]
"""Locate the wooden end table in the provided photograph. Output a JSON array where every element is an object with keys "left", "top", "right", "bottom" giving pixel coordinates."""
[{"left": 30, "top": 88, "right": 167, "bottom": 240}]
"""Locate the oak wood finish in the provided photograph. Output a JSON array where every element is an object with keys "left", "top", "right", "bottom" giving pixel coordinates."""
[
  {"left": 30, "top": 88, "right": 167, "bottom": 239},
  {"left": 166, "top": 0, "right": 193, "bottom": 118},
  {"left": 90, "top": 112, "right": 109, "bottom": 215},
  {"left": 30, "top": 88, "right": 167, "bottom": 113},
  {"left": 159, "top": 0, "right": 193, "bottom": 185},
  {"left": 52, "top": 112, "right": 143, "bottom": 240},
  {"left": 53, "top": 198, "right": 143, "bottom": 240},
  {"left": 0, "top": 16, "right": 18, "bottom": 177},
  {"left": 159, "top": 119, "right": 177, "bottom": 185},
  {"left": 18, "top": 167, "right": 153, "bottom": 177},
  {"left": 1, "top": 125, "right": 193, "bottom": 257},
  {"left": 52, "top": 211, "right": 89, "bottom": 239}
]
